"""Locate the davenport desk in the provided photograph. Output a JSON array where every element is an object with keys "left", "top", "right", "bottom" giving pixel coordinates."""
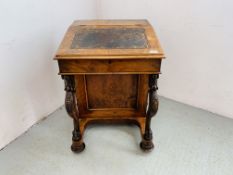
[{"left": 54, "top": 20, "right": 165, "bottom": 153}]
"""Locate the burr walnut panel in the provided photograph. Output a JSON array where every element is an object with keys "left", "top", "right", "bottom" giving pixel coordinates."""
[{"left": 85, "top": 74, "right": 138, "bottom": 109}]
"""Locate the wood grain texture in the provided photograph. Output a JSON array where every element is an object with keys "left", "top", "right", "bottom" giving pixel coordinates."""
[
  {"left": 75, "top": 75, "right": 148, "bottom": 118},
  {"left": 86, "top": 74, "right": 138, "bottom": 109},
  {"left": 54, "top": 20, "right": 165, "bottom": 59},
  {"left": 58, "top": 59, "right": 161, "bottom": 74},
  {"left": 55, "top": 20, "right": 164, "bottom": 152}
]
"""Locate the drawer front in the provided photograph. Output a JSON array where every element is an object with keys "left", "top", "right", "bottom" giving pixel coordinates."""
[{"left": 58, "top": 59, "right": 161, "bottom": 74}]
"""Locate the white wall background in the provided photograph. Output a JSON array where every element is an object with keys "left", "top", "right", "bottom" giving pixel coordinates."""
[
  {"left": 0, "top": 0, "right": 96, "bottom": 149},
  {"left": 1, "top": 0, "right": 233, "bottom": 149},
  {"left": 98, "top": 0, "right": 233, "bottom": 118}
]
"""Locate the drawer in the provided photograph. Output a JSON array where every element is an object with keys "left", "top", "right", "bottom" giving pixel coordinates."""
[{"left": 58, "top": 59, "right": 161, "bottom": 74}]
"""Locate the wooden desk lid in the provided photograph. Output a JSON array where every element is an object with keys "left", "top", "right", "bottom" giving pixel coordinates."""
[{"left": 54, "top": 20, "right": 165, "bottom": 59}]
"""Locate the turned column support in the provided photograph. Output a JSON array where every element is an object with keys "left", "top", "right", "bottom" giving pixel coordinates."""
[
  {"left": 140, "top": 74, "right": 159, "bottom": 151},
  {"left": 62, "top": 75, "right": 85, "bottom": 152}
]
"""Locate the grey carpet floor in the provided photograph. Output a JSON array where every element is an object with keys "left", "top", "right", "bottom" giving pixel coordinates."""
[{"left": 0, "top": 97, "right": 233, "bottom": 175}]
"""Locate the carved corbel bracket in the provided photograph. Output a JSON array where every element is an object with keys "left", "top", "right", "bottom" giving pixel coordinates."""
[
  {"left": 147, "top": 74, "right": 159, "bottom": 118},
  {"left": 62, "top": 75, "right": 78, "bottom": 120},
  {"left": 140, "top": 74, "right": 159, "bottom": 151},
  {"left": 62, "top": 75, "right": 83, "bottom": 147}
]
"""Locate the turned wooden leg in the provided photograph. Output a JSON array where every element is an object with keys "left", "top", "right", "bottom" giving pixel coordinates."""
[
  {"left": 140, "top": 74, "right": 159, "bottom": 151},
  {"left": 62, "top": 75, "right": 85, "bottom": 153}
]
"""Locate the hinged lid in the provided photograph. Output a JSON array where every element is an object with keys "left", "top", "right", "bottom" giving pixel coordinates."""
[{"left": 54, "top": 20, "right": 165, "bottom": 59}]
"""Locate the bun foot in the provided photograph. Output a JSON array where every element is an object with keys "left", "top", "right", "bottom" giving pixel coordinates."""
[
  {"left": 140, "top": 139, "right": 154, "bottom": 151},
  {"left": 71, "top": 141, "right": 85, "bottom": 153}
]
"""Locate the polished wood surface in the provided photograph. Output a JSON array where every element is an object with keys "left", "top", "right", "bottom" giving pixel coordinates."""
[
  {"left": 55, "top": 20, "right": 164, "bottom": 153},
  {"left": 75, "top": 74, "right": 148, "bottom": 118},
  {"left": 86, "top": 74, "right": 138, "bottom": 109},
  {"left": 54, "top": 20, "right": 165, "bottom": 59},
  {"left": 58, "top": 59, "right": 161, "bottom": 74}
]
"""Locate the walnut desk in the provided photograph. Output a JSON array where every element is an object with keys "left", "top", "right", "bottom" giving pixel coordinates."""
[{"left": 54, "top": 20, "right": 165, "bottom": 152}]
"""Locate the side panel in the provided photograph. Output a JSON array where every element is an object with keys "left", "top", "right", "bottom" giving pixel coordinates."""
[{"left": 75, "top": 74, "right": 148, "bottom": 118}]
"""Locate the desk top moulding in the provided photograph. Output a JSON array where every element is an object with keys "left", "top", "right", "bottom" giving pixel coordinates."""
[
  {"left": 54, "top": 20, "right": 165, "bottom": 153},
  {"left": 54, "top": 20, "right": 165, "bottom": 60}
]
